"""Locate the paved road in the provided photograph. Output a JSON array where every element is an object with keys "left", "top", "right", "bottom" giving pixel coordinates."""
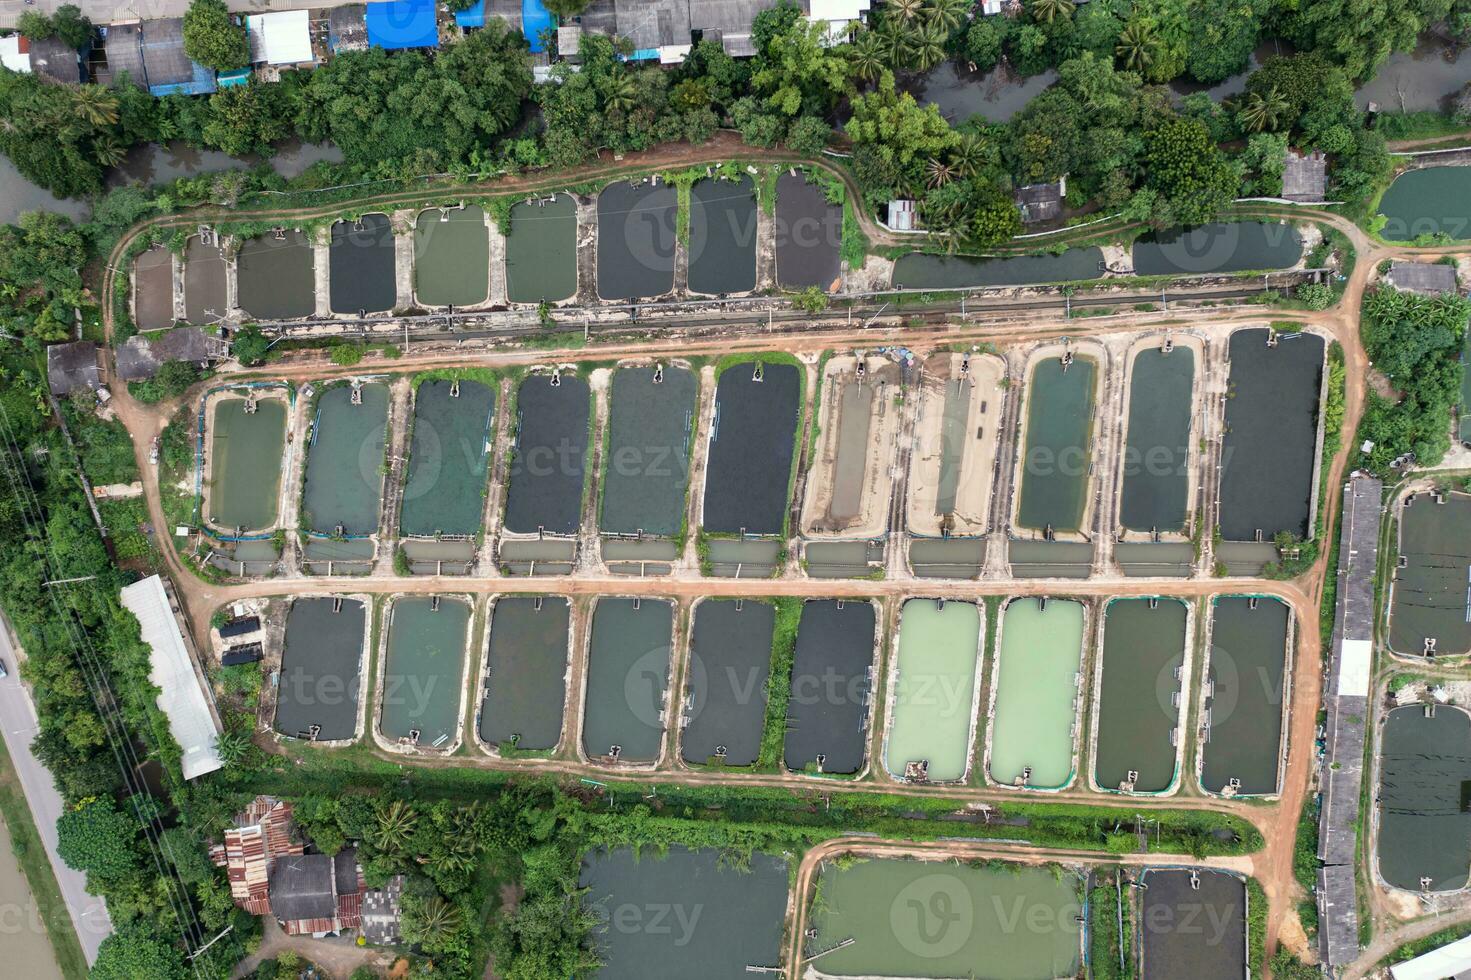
[
  {"left": 0, "top": 0, "right": 340, "bottom": 30},
  {"left": 0, "top": 614, "right": 112, "bottom": 965}
]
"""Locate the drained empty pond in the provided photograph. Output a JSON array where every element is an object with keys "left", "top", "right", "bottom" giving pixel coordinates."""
[
  {"left": 784, "top": 599, "right": 875, "bottom": 774},
  {"left": 329, "top": 213, "right": 396, "bottom": 314},
  {"left": 703, "top": 360, "right": 801, "bottom": 535},
  {"left": 688, "top": 176, "right": 756, "bottom": 295},
  {"left": 1120, "top": 347, "right": 1194, "bottom": 533},
  {"left": 601, "top": 365, "right": 695, "bottom": 537},
  {"left": 1132, "top": 221, "right": 1303, "bottom": 275},
  {"left": 597, "top": 180, "right": 676, "bottom": 300},
  {"left": 1094, "top": 598, "right": 1188, "bottom": 794},
  {"left": 1017, "top": 355, "right": 1097, "bottom": 533},
  {"left": 478, "top": 596, "right": 569, "bottom": 752},
  {"left": 1378, "top": 167, "right": 1471, "bottom": 241},
  {"left": 275, "top": 597, "right": 364, "bottom": 741},
  {"left": 133, "top": 247, "right": 174, "bottom": 331},
  {"left": 236, "top": 231, "right": 315, "bottom": 319},
  {"left": 682, "top": 599, "right": 774, "bottom": 766},
  {"left": 1377, "top": 704, "right": 1471, "bottom": 891},
  {"left": 380, "top": 596, "right": 470, "bottom": 749},
  {"left": 1200, "top": 596, "right": 1290, "bottom": 795},
  {"left": 989, "top": 598, "right": 1085, "bottom": 789},
  {"left": 301, "top": 382, "right": 388, "bottom": 536},
  {"left": 183, "top": 235, "right": 227, "bottom": 325},
  {"left": 891, "top": 248, "right": 1105, "bottom": 289},
  {"left": 206, "top": 396, "right": 286, "bottom": 532},
  {"left": 506, "top": 194, "right": 577, "bottom": 303},
  {"left": 886, "top": 599, "right": 982, "bottom": 782},
  {"left": 581, "top": 846, "right": 788, "bottom": 980},
  {"left": 401, "top": 379, "right": 495, "bottom": 537},
  {"left": 582, "top": 597, "right": 672, "bottom": 763},
  {"left": 774, "top": 172, "right": 841, "bottom": 290},
  {"left": 1389, "top": 491, "right": 1471, "bottom": 657},
  {"left": 1219, "top": 329, "right": 1324, "bottom": 541},
  {"left": 414, "top": 206, "right": 489, "bottom": 307},
  {"left": 807, "top": 857, "right": 1082, "bottom": 979},
  {"left": 503, "top": 373, "right": 589, "bottom": 536},
  {"left": 1139, "top": 869, "right": 1245, "bottom": 980}
]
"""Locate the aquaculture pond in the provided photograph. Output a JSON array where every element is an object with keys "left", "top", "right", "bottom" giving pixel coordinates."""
[
  {"left": 597, "top": 180, "right": 676, "bottom": 300},
  {"left": 822, "top": 376, "right": 878, "bottom": 527},
  {"left": 807, "top": 857, "right": 1082, "bottom": 979},
  {"left": 400, "top": 379, "right": 495, "bottom": 537},
  {"left": 600, "top": 365, "right": 695, "bottom": 537},
  {"left": 503, "top": 373, "right": 589, "bottom": 536},
  {"left": 581, "top": 846, "right": 788, "bottom": 980},
  {"left": 1200, "top": 596, "right": 1290, "bottom": 795},
  {"left": 774, "top": 172, "right": 841, "bottom": 290},
  {"left": 582, "top": 597, "right": 673, "bottom": 763},
  {"left": 1378, "top": 166, "right": 1471, "bottom": 242},
  {"left": 275, "top": 597, "right": 365, "bottom": 741},
  {"left": 1120, "top": 347, "right": 1194, "bottom": 533},
  {"left": 1093, "top": 598, "right": 1188, "bottom": 794},
  {"left": 891, "top": 248, "right": 1105, "bottom": 290},
  {"left": 183, "top": 235, "right": 227, "bottom": 325},
  {"left": 1462, "top": 330, "right": 1471, "bottom": 443},
  {"left": 328, "top": 213, "right": 396, "bottom": 314},
  {"left": 1131, "top": 221, "right": 1303, "bottom": 275},
  {"left": 1017, "top": 355, "right": 1097, "bottom": 533},
  {"left": 413, "top": 206, "right": 489, "bottom": 307},
  {"left": 1139, "top": 869, "right": 1246, "bottom": 980},
  {"left": 1218, "top": 329, "right": 1324, "bottom": 541},
  {"left": 505, "top": 194, "right": 577, "bottom": 303},
  {"left": 1389, "top": 491, "right": 1471, "bottom": 657},
  {"left": 301, "top": 383, "right": 388, "bottom": 536},
  {"left": 1377, "top": 704, "right": 1471, "bottom": 891},
  {"left": 784, "top": 599, "right": 875, "bottom": 775},
  {"left": 478, "top": 596, "right": 569, "bottom": 752},
  {"left": 206, "top": 396, "right": 286, "bottom": 532},
  {"left": 236, "top": 231, "right": 315, "bottom": 319},
  {"left": 885, "top": 599, "right": 982, "bottom": 782},
  {"left": 379, "top": 597, "right": 470, "bottom": 749},
  {"left": 935, "top": 377, "right": 971, "bottom": 517},
  {"left": 702, "top": 360, "right": 801, "bottom": 535},
  {"left": 688, "top": 175, "right": 756, "bottom": 295},
  {"left": 133, "top": 247, "right": 174, "bottom": 331},
  {"left": 682, "top": 599, "right": 774, "bottom": 766},
  {"left": 989, "top": 598, "right": 1085, "bottom": 789}
]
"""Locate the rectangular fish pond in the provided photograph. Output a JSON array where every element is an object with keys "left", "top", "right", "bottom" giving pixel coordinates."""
[
  {"left": 505, "top": 194, "right": 577, "bottom": 304},
  {"left": 379, "top": 596, "right": 471, "bottom": 750},
  {"left": 702, "top": 359, "right": 802, "bottom": 535},
  {"left": 1120, "top": 346, "right": 1194, "bottom": 534},
  {"left": 885, "top": 598, "right": 982, "bottom": 783},
  {"left": 805, "top": 856, "right": 1082, "bottom": 979},
  {"left": 774, "top": 171, "right": 841, "bottom": 291},
  {"left": 275, "top": 597, "right": 366, "bottom": 741},
  {"left": 581, "top": 597, "right": 673, "bottom": 763},
  {"left": 600, "top": 364, "right": 696, "bottom": 538},
  {"left": 301, "top": 382, "right": 388, "bottom": 537},
  {"left": 891, "top": 247, "right": 1105, "bottom": 290},
  {"left": 400, "top": 378, "right": 495, "bottom": 538},
  {"left": 1131, "top": 221, "right": 1303, "bottom": 275},
  {"left": 183, "top": 234, "right": 227, "bottom": 325},
  {"left": 133, "top": 246, "right": 174, "bottom": 331},
  {"left": 503, "top": 372, "right": 589, "bottom": 536},
  {"left": 329, "top": 213, "right": 396, "bottom": 314},
  {"left": 682, "top": 598, "right": 775, "bottom": 767},
  {"left": 988, "top": 597, "right": 1085, "bottom": 789},
  {"left": 1017, "top": 354, "right": 1097, "bottom": 534},
  {"left": 1376, "top": 703, "right": 1471, "bottom": 891},
  {"left": 804, "top": 356, "right": 902, "bottom": 538},
  {"left": 597, "top": 179, "right": 676, "bottom": 301},
  {"left": 1389, "top": 491, "right": 1471, "bottom": 658},
  {"left": 783, "top": 598, "right": 875, "bottom": 775},
  {"left": 1218, "top": 329, "right": 1324, "bottom": 542},
  {"left": 1092, "top": 597, "right": 1188, "bottom": 794},
  {"left": 236, "top": 230, "right": 315, "bottom": 319},
  {"left": 1138, "top": 868, "right": 1246, "bottom": 980},
  {"left": 580, "top": 846, "right": 789, "bottom": 980},
  {"left": 413, "top": 206, "right": 489, "bottom": 307},
  {"left": 478, "top": 596, "right": 569, "bottom": 752},
  {"left": 1200, "top": 595, "right": 1291, "bottom": 795},
  {"left": 205, "top": 394, "right": 286, "bottom": 533},
  {"left": 1378, "top": 166, "right": 1471, "bottom": 242},
  {"left": 688, "top": 175, "right": 756, "bottom": 295}
]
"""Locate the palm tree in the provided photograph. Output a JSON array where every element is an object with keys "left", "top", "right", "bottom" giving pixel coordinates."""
[
  {"left": 890, "top": 0, "right": 925, "bottom": 22},
  {"left": 925, "top": 0, "right": 970, "bottom": 34},
  {"left": 91, "top": 135, "right": 128, "bottom": 169},
  {"left": 926, "top": 157, "right": 955, "bottom": 188},
  {"left": 1029, "top": 0, "right": 1076, "bottom": 24},
  {"left": 604, "top": 73, "right": 637, "bottom": 114},
  {"left": 404, "top": 896, "right": 463, "bottom": 948},
  {"left": 1238, "top": 86, "right": 1290, "bottom": 133},
  {"left": 848, "top": 29, "right": 886, "bottom": 84},
  {"left": 215, "top": 728, "right": 251, "bottom": 765},
  {"left": 372, "top": 800, "right": 419, "bottom": 855},
  {"left": 908, "top": 20, "right": 948, "bottom": 72},
  {"left": 950, "top": 133, "right": 986, "bottom": 178},
  {"left": 70, "top": 85, "right": 119, "bottom": 127},
  {"left": 1115, "top": 21, "right": 1156, "bottom": 74}
]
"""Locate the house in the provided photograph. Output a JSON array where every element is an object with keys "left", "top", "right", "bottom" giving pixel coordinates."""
[
  {"left": 806, "top": 0, "right": 872, "bottom": 40},
  {"left": 1, "top": 34, "right": 89, "bottom": 82},
  {"left": 98, "top": 19, "right": 216, "bottom": 95},
  {"left": 1281, "top": 148, "right": 1328, "bottom": 203},
  {"left": 246, "top": 10, "right": 316, "bottom": 68},
  {"left": 0, "top": 34, "right": 28, "bottom": 73},
  {"left": 214, "top": 796, "right": 304, "bottom": 914},
  {"left": 573, "top": 0, "right": 837, "bottom": 62},
  {"left": 556, "top": 24, "right": 581, "bottom": 57},
  {"left": 455, "top": 0, "right": 522, "bottom": 36},
  {"left": 886, "top": 198, "right": 918, "bottom": 232},
  {"left": 1390, "top": 932, "right": 1471, "bottom": 980},
  {"left": 1387, "top": 260, "right": 1459, "bottom": 297},
  {"left": 329, "top": 5, "right": 369, "bottom": 53},
  {"left": 46, "top": 341, "right": 101, "bottom": 396},
  {"left": 270, "top": 851, "right": 364, "bottom": 937},
  {"left": 1014, "top": 178, "right": 1065, "bottom": 224},
  {"left": 115, "top": 326, "right": 229, "bottom": 382},
  {"left": 360, "top": 875, "right": 406, "bottom": 945},
  {"left": 365, "top": 0, "right": 439, "bottom": 51}
]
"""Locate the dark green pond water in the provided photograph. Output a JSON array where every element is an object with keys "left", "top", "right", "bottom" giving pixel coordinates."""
[
  {"left": 582, "top": 597, "right": 673, "bottom": 762},
  {"left": 400, "top": 379, "right": 495, "bottom": 537},
  {"left": 1094, "top": 598, "right": 1187, "bottom": 794},
  {"left": 1017, "top": 356, "right": 1097, "bottom": 533},
  {"left": 207, "top": 396, "right": 285, "bottom": 532},
  {"left": 683, "top": 599, "right": 774, "bottom": 766},
  {"left": 597, "top": 181, "right": 676, "bottom": 301},
  {"left": 301, "top": 383, "right": 388, "bottom": 536},
  {"left": 783, "top": 599, "right": 875, "bottom": 774},
  {"left": 1390, "top": 492, "right": 1471, "bottom": 657},
  {"left": 600, "top": 366, "right": 695, "bottom": 537},
  {"left": 380, "top": 596, "right": 470, "bottom": 748},
  {"left": 1377, "top": 704, "right": 1471, "bottom": 891},
  {"left": 702, "top": 361, "right": 801, "bottom": 536},
  {"left": 1120, "top": 348, "right": 1195, "bottom": 533},
  {"left": 1200, "top": 596, "right": 1290, "bottom": 795},
  {"left": 1131, "top": 222, "right": 1303, "bottom": 275},
  {"left": 1378, "top": 167, "right": 1471, "bottom": 242},
  {"left": 413, "top": 206, "right": 489, "bottom": 307},
  {"left": 133, "top": 247, "right": 174, "bottom": 331},
  {"left": 506, "top": 194, "right": 577, "bottom": 303},
  {"left": 329, "top": 213, "right": 396, "bottom": 314},
  {"left": 479, "top": 596, "right": 569, "bottom": 751},
  {"left": 891, "top": 248, "right": 1105, "bottom": 290},
  {"left": 774, "top": 172, "right": 841, "bottom": 290},
  {"left": 275, "top": 597, "right": 364, "bottom": 741},
  {"left": 183, "top": 235, "right": 227, "bottom": 325},
  {"left": 688, "top": 176, "right": 757, "bottom": 295},
  {"left": 236, "top": 231, "right": 316, "bottom": 319},
  {"left": 1139, "top": 869, "right": 1245, "bottom": 980},
  {"left": 503, "top": 373, "right": 589, "bottom": 535}
]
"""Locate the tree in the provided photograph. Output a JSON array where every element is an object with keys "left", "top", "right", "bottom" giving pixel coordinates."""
[
  {"left": 786, "top": 115, "right": 831, "bottom": 156},
  {"left": 182, "top": 0, "right": 249, "bottom": 73},
  {"left": 57, "top": 797, "right": 141, "bottom": 891},
  {"left": 889, "top": 0, "right": 926, "bottom": 21},
  {"left": 926, "top": 0, "right": 972, "bottom": 34},
  {"left": 751, "top": 15, "right": 852, "bottom": 115},
  {"left": 925, "top": 157, "right": 955, "bottom": 188},
  {"left": 543, "top": 0, "right": 590, "bottom": 15},
  {"left": 906, "top": 19, "right": 949, "bottom": 71},
  {"left": 330, "top": 344, "right": 364, "bottom": 367},
  {"left": 1030, "top": 0, "right": 1077, "bottom": 25},
  {"left": 17, "top": 10, "right": 56, "bottom": 40},
  {"left": 1141, "top": 117, "right": 1238, "bottom": 225},
  {"left": 845, "top": 70, "right": 959, "bottom": 190},
  {"left": 92, "top": 929, "right": 188, "bottom": 980},
  {"left": 963, "top": 17, "right": 1005, "bottom": 72},
  {"left": 1237, "top": 85, "right": 1290, "bottom": 133},
  {"left": 51, "top": 5, "right": 94, "bottom": 49},
  {"left": 372, "top": 799, "right": 419, "bottom": 854},
  {"left": 215, "top": 727, "right": 252, "bottom": 765},
  {"left": 403, "top": 895, "right": 465, "bottom": 951},
  {"left": 1185, "top": 0, "right": 1267, "bottom": 84},
  {"left": 1278, "top": 0, "right": 1440, "bottom": 81},
  {"left": 201, "top": 81, "right": 292, "bottom": 156},
  {"left": 847, "top": 29, "right": 886, "bottom": 84},
  {"left": 1115, "top": 20, "right": 1156, "bottom": 74},
  {"left": 156, "top": 360, "right": 201, "bottom": 397}
]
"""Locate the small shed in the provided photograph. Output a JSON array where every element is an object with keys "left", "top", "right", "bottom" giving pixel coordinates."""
[
  {"left": 1282, "top": 149, "right": 1328, "bottom": 203},
  {"left": 247, "top": 10, "right": 316, "bottom": 66},
  {"left": 115, "top": 326, "right": 228, "bottom": 382},
  {"left": 139, "top": 18, "right": 217, "bottom": 96},
  {"left": 29, "top": 36, "right": 89, "bottom": 84},
  {"left": 270, "top": 850, "right": 364, "bottom": 937},
  {"left": 46, "top": 341, "right": 101, "bottom": 396},
  {"left": 1386, "top": 260, "right": 1459, "bottom": 297},
  {"left": 365, "top": 0, "right": 440, "bottom": 50},
  {"left": 556, "top": 24, "right": 581, "bottom": 57},
  {"left": 218, "top": 615, "right": 261, "bottom": 639},
  {"left": 329, "top": 5, "right": 369, "bottom": 53},
  {"left": 360, "top": 875, "right": 406, "bottom": 945},
  {"left": 221, "top": 644, "right": 264, "bottom": 667},
  {"left": 1015, "top": 178, "right": 1064, "bottom": 224},
  {"left": 886, "top": 199, "right": 917, "bottom": 232},
  {"left": 97, "top": 23, "right": 145, "bottom": 88}
]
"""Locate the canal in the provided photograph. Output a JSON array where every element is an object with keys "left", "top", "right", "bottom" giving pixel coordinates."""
[
  {"left": 1119, "top": 346, "right": 1195, "bottom": 533},
  {"left": 506, "top": 194, "right": 578, "bottom": 303},
  {"left": 1093, "top": 597, "right": 1188, "bottom": 794},
  {"left": 275, "top": 597, "right": 365, "bottom": 741},
  {"left": 1131, "top": 221, "right": 1303, "bottom": 275},
  {"left": 379, "top": 596, "right": 470, "bottom": 749},
  {"left": 582, "top": 597, "right": 673, "bottom": 763},
  {"left": 236, "top": 231, "right": 316, "bottom": 319},
  {"left": 1017, "top": 354, "right": 1097, "bottom": 534},
  {"left": 413, "top": 206, "right": 490, "bottom": 307},
  {"left": 478, "top": 596, "right": 569, "bottom": 752},
  {"left": 600, "top": 365, "right": 696, "bottom": 538},
  {"left": 400, "top": 379, "right": 495, "bottom": 538},
  {"left": 702, "top": 360, "right": 801, "bottom": 536},
  {"left": 329, "top": 214, "right": 396, "bottom": 314},
  {"left": 682, "top": 598, "right": 774, "bottom": 767},
  {"left": 1377, "top": 704, "right": 1471, "bottom": 891},
  {"left": 784, "top": 599, "right": 875, "bottom": 775},
  {"left": 301, "top": 382, "right": 388, "bottom": 537},
  {"left": 891, "top": 248, "right": 1105, "bottom": 290},
  {"left": 1200, "top": 596, "right": 1290, "bottom": 795},
  {"left": 885, "top": 598, "right": 982, "bottom": 783},
  {"left": 503, "top": 373, "right": 589, "bottom": 536},
  {"left": 1389, "top": 491, "right": 1471, "bottom": 657},
  {"left": 206, "top": 395, "right": 286, "bottom": 532},
  {"left": 989, "top": 597, "right": 1086, "bottom": 789},
  {"left": 597, "top": 180, "right": 676, "bottom": 301},
  {"left": 774, "top": 172, "right": 841, "bottom": 291},
  {"left": 688, "top": 175, "right": 757, "bottom": 295},
  {"left": 908, "top": 61, "right": 1059, "bottom": 124}
]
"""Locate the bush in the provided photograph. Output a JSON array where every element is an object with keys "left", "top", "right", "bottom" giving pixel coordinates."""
[
  {"left": 786, "top": 115, "right": 831, "bottom": 156},
  {"left": 330, "top": 344, "right": 364, "bottom": 367}
]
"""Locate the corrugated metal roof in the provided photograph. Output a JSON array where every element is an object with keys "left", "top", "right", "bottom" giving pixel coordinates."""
[
  {"left": 1391, "top": 933, "right": 1471, "bottom": 980},
  {"left": 247, "top": 10, "right": 315, "bottom": 66}
]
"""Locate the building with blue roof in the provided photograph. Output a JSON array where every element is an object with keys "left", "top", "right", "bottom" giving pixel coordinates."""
[
  {"left": 366, "top": 0, "right": 440, "bottom": 50},
  {"left": 455, "top": 0, "right": 553, "bottom": 53}
]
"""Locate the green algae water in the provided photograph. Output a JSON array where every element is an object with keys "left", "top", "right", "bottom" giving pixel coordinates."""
[
  {"left": 301, "top": 383, "right": 388, "bottom": 536},
  {"left": 236, "top": 231, "right": 315, "bottom": 319},
  {"left": 506, "top": 194, "right": 577, "bottom": 303},
  {"left": 886, "top": 599, "right": 982, "bottom": 782},
  {"left": 380, "top": 597, "right": 469, "bottom": 748},
  {"left": 400, "top": 379, "right": 495, "bottom": 537},
  {"left": 1093, "top": 598, "right": 1188, "bottom": 793},
  {"left": 808, "top": 857, "right": 1082, "bottom": 978},
  {"left": 207, "top": 396, "right": 285, "bottom": 532},
  {"left": 1120, "top": 348, "right": 1194, "bottom": 533},
  {"left": 989, "top": 598, "right": 1085, "bottom": 788},
  {"left": 892, "top": 248, "right": 1104, "bottom": 289},
  {"left": 582, "top": 597, "right": 672, "bottom": 763},
  {"left": 414, "top": 206, "right": 490, "bottom": 306},
  {"left": 1018, "top": 356, "right": 1097, "bottom": 533},
  {"left": 1378, "top": 167, "right": 1471, "bottom": 241},
  {"left": 1377, "top": 704, "right": 1471, "bottom": 891},
  {"left": 1200, "top": 596, "right": 1290, "bottom": 795}
]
